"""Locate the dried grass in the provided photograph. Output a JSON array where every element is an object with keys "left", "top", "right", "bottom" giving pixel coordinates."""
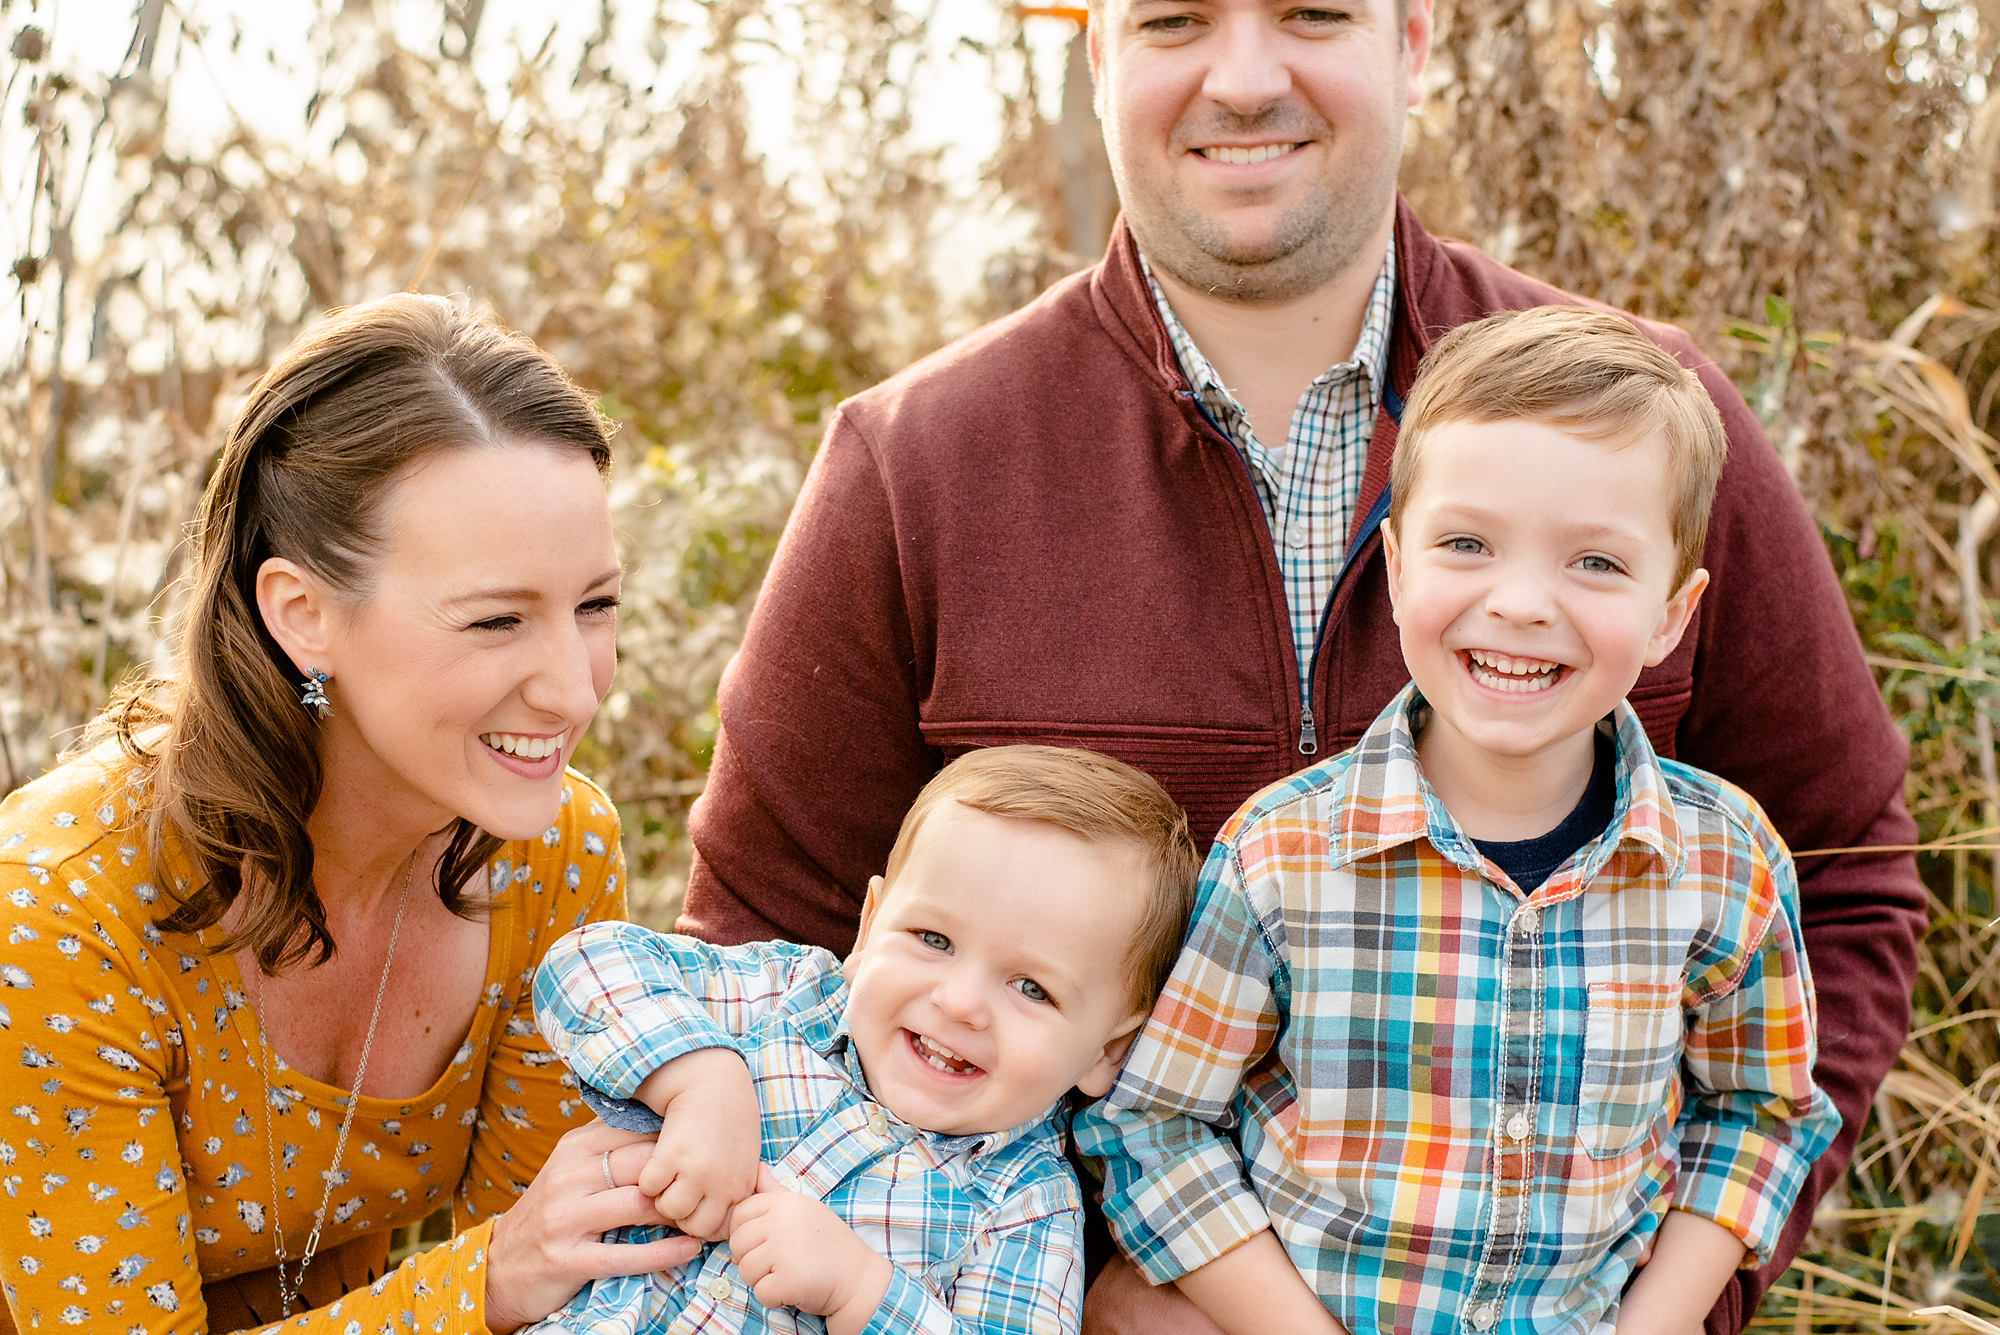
[{"left": 4, "top": 0, "right": 1998, "bottom": 1322}]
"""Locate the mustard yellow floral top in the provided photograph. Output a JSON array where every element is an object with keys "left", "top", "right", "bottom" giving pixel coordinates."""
[{"left": 0, "top": 748, "right": 626, "bottom": 1334}]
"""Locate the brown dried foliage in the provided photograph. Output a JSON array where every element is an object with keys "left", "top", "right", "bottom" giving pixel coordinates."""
[
  {"left": 5, "top": 0, "right": 2000, "bottom": 1323},
  {"left": 3, "top": 0, "right": 957, "bottom": 919}
]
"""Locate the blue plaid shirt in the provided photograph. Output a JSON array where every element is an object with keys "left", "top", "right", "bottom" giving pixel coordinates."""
[
  {"left": 530, "top": 924, "right": 1084, "bottom": 1335},
  {"left": 1144, "top": 239, "right": 1396, "bottom": 693}
]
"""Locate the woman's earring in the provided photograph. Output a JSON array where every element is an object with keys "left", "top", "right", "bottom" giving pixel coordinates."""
[{"left": 299, "top": 668, "right": 332, "bottom": 720}]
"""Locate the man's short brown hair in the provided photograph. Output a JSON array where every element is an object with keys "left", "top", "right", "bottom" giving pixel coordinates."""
[
  {"left": 1387, "top": 305, "right": 1728, "bottom": 589},
  {"left": 883, "top": 746, "right": 1200, "bottom": 1016}
]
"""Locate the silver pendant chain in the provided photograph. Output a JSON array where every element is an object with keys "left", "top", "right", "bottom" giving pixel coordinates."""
[{"left": 250, "top": 846, "right": 418, "bottom": 1318}]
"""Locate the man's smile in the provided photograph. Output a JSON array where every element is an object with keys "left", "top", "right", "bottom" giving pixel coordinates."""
[{"left": 1195, "top": 142, "right": 1306, "bottom": 164}]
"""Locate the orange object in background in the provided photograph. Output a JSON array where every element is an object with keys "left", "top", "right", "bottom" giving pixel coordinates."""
[{"left": 1013, "top": 6, "right": 1090, "bottom": 24}]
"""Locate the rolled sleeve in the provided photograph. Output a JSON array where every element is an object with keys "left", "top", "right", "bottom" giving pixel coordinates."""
[
  {"left": 1078, "top": 1101, "right": 1271, "bottom": 1283},
  {"left": 1676, "top": 842, "right": 1842, "bottom": 1264},
  {"left": 532, "top": 921, "right": 750, "bottom": 1098},
  {"left": 1076, "top": 841, "right": 1284, "bottom": 1282}
]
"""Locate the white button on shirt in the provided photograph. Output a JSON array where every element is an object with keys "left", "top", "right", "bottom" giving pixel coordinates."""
[
  {"left": 1506, "top": 1113, "right": 1531, "bottom": 1142},
  {"left": 707, "top": 1277, "right": 732, "bottom": 1299}
]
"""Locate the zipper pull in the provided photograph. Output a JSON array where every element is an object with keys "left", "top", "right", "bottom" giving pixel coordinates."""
[{"left": 1298, "top": 703, "right": 1318, "bottom": 756}]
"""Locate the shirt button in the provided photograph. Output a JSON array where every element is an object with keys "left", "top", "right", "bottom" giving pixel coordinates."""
[
  {"left": 1472, "top": 1303, "right": 1498, "bottom": 1330},
  {"left": 1514, "top": 907, "right": 1539, "bottom": 932},
  {"left": 1506, "top": 1113, "right": 1530, "bottom": 1142},
  {"left": 868, "top": 1108, "right": 889, "bottom": 1137},
  {"left": 707, "top": 1276, "right": 733, "bottom": 1299},
  {"left": 1285, "top": 522, "right": 1307, "bottom": 550}
]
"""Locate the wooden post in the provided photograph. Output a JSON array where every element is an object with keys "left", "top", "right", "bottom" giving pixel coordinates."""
[
  {"left": 1056, "top": 28, "right": 1117, "bottom": 258},
  {"left": 1959, "top": 494, "right": 1999, "bottom": 897}
]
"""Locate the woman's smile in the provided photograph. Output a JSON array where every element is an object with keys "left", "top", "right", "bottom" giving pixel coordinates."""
[{"left": 480, "top": 729, "right": 572, "bottom": 780}]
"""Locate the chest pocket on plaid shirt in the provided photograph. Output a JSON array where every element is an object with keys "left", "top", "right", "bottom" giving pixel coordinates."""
[{"left": 1576, "top": 980, "right": 1682, "bottom": 1160}]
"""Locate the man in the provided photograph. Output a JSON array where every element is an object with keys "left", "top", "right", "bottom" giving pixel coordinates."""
[{"left": 678, "top": 2, "right": 1926, "bottom": 1331}]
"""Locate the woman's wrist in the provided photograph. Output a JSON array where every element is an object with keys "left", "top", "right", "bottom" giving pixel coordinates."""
[{"left": 483, "top": 1209, "right": 530, "bottom": 1335}]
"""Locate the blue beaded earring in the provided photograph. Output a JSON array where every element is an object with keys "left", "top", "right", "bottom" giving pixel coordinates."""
[{"left": 299, "top": 668, "right": 332, "bottom": 720}]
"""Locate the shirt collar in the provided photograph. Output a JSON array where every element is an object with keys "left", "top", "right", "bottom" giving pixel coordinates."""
[
  {"left": 1324, "top": 682, "right": 1687, "bottom": 896},
  {"left": 1140, "top": 236, "right": 1397, "bottom": 407},
  {"left": 793, "top": 967, "right": 1063, "bottom": 1160}
]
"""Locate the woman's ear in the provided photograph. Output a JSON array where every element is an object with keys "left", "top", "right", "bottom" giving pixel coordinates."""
[{"left": 255, "top": 557, "right": 334, "bottom": 674}]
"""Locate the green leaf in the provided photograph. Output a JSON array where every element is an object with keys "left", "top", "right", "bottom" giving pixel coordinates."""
[{"left": 1878, "top": 630, "right": 1950, "bottom": 665}]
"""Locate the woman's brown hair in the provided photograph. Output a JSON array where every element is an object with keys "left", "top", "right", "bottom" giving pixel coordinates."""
[{"left": 107, "top": 294, "right": 612, "bottom": 973}]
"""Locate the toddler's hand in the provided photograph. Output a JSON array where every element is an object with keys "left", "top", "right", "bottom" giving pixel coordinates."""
[
  {"left": 728, "top": 1164, "right": 894, "bottom": 1335},
  {"left": 633, "top": 1047, "right": 761, "bottom": 1240}
]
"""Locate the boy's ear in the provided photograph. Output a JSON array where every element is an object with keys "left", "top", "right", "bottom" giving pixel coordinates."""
[
  {"left": 847, "top": 875, "right": 888, "bottom": 967},
  {"left": 1644, "top": 567, "right": 1710, "bottom": 667},
  {"left": 1381, "top": 520, "right": 1404, "bottom": 624},
  {"left": 1073, "top": 1008, "right": 1150, "bottom": 1100}
]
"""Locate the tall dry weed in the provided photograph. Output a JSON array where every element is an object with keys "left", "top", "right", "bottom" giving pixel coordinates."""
[
  {"left": 5, "top": 0, "right": 2000, "bottom": 1323},
  {"left": 3, "top": 0, "right": 971, "bottom": 922}
]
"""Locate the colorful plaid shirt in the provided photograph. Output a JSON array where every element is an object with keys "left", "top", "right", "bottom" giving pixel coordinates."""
[
  {"left": 1143, "top": 239, "right": 1395, "bottom": 691},
  {"left": 530, "top": 924, "right": 1084, "bottom": 1335},
  {"left": 1075, "top": 686, "right": 1838, "bottom": 1335}
]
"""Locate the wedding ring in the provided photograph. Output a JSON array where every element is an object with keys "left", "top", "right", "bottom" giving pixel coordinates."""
[{"left": 601, "top": 1149, "right": 615, "bottom": 1191}]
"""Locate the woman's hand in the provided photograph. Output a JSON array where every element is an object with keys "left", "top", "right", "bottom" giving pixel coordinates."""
[{"left": 484, "top": 1119, "right": 705, "bottom": 1333}]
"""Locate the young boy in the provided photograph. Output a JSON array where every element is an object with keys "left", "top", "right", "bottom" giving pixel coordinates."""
[
  {"left": 1077, "top": 307, "right": 1841, "bottom": 1335},
  {"left": 527, "top": 745, "right": 1200, "bottom": 1335}
]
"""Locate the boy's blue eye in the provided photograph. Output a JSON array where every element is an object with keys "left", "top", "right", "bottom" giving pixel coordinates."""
[
  {"left": 916, "top": 930, "right": 951, "bottom": 952},
  {"left": 1016, "top": 978, "right": 1050, "bottom": 1003},
  {"left": 1578, "top": 555, "right": 1620, "bottom": 573},
  {"left": 1448, "top": 537, "right": 1484, "bottom": 555}
]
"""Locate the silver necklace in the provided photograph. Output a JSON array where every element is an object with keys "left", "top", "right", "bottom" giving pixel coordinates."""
[{"left": 249, "top": 847, "right": 418, "bottom": 1318}]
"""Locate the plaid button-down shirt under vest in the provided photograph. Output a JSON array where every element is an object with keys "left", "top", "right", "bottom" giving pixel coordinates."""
[
  {"left": 1077, "top": 686, "right": 1838, "bottom": 1335},
  {"left": 532, "top": 924, "right": 1083, "bottom": 1335},
  {"left": 1143, "top": 239, "right": 1395, "bottom": 696}
]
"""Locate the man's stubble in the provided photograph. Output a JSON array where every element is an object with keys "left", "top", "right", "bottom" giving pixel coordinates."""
[{"left": 1110, "top": 106, "right": 1406, "bottom": 308}]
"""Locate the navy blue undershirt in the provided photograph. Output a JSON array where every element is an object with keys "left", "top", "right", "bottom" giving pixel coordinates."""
[{"left": 1470, "top": 728, "right": 1617, "bottom": 894}]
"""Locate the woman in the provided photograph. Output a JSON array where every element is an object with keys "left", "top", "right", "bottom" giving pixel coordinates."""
[{"left": 0, "top": 296, "right": 699, "bottom": 1333}]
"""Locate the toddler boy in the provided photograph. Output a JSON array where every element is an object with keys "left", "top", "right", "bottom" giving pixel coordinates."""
[
  {"left": 530, "top": 745, "right": 1199, "bottom": 1335},
  {"left": 1077, "top": 307, "right": 1841, "bottom": 1335}
]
